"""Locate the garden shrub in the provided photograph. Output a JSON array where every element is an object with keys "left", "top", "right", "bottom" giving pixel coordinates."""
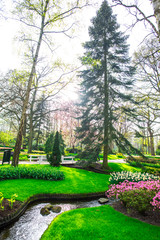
[
  {"left": 45, "top": 133, "right": 54, "bottom": 155},
  {"left": 116, "top": 153, "right": 125, "bottom": 158},
  {"left": 48, "top": 131, "right": 61, "bottom": 167},
  {"left": 156, "top": 148, "right": 160, "bottom": 155},
  {"left": 126, "top": 156, "right": 160, "bottom": 164},
  {"left": 32, "top": 150, "right": 45, "bottom": 154},
  {"left": 143, "top": 166, "right": 160, "bottom": 176},
  {"left": 126, "top": 157, "right": 160, "bottom": 176},
  {"left": 109, "top": 171, "right": 159, "bottom": 184},
  {"left": 0, "top": 167, "right": 64, "bottom": 181},
  {"left": 106, "top": 180, "right": 160, "bottom": 214},
  {"left": 119, "top": 189, "right": 156, "bottom": 214}
]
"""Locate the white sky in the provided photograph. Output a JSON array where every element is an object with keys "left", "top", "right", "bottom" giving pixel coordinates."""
[{"left": 0, "top": 0, "right": 156, "bottom": 100}]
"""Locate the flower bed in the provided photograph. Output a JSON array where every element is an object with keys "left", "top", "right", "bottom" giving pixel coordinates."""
[
  {"left": 109, "top": 171, "right": 159, "bottom": 184},
  {"left": 106, "top": 180, "right": 160, "bottom": 213}
]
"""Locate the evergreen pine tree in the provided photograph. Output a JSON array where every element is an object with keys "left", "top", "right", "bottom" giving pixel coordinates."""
[
  {"left": 77, "top": 0, "right": 136, "bottom": 169},
  {"left": 48, "top": 131, "right": 61, "bottom": 166}
]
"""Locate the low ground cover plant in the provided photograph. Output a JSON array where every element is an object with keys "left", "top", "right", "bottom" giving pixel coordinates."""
[
  {"left": 109, "top": 171, "right": 159, "bottom": 184},
  {"left": 0, "top": 166, "right": 65, "bottom": 181},
  {"left": 106, "top": 180, "right": 160, "bottom": 213},
  {"left": 7, "top": 193, "right": 18, "bottom": 209},
  {"left": 0, "top": 192, "right": 4, "bottom": 210},
  {"left": 0, "top": 192, "right": 18, "bottom": 210}
]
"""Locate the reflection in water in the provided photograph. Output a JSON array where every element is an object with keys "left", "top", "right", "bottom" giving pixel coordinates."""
[{"left": 0, "top": 199, "right": 109, "bottom": 240}]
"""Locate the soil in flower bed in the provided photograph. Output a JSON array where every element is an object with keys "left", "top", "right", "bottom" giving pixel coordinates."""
[
  {"left": 0, "top": 199, "right": 22, "bottom": 221},
  {"left": 112, "top": 201, "right": 160, "bottom": 226}
]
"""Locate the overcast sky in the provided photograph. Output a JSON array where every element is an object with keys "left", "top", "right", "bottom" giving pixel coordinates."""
[
  {"left": 0, "top": 0, "right": 156, "bottom": 102},
  {"left": 0, "top": 0, "right": 155, "bottom": 72}
]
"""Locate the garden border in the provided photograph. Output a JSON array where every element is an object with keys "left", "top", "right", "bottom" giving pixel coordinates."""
[{"left": 0, "top": 192, "right": 105, "bottom": 230}]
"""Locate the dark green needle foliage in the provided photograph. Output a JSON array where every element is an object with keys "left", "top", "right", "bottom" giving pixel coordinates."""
[
  {"left": 77, "top": 0, "right": 136, "bottom": 169},
  {"left": 45, "top": 132, "right": 55, "bottom": 155},
  {"left": 48, "top": 131, "right": 61, "bottom": 167},
  {"left": 59, "top": 130, "right": 66, "bottom": 155}
]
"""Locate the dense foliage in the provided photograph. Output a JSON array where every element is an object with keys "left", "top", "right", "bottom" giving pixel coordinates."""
[{"left": 0, "top": 166, "right": 64, "bottom": 181}]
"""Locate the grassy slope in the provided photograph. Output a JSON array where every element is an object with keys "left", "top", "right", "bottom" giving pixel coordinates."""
[
  {"left": 108, "top": 163, "right": 141, "bottom": 172},
  {"left": 0, "top": 163, "right": 141, "bottom": 201},
  {"left": 0, "top": 165, "right": 110, "bottom": 201},
  {"left": 41, "top": 205, "right": 160, "bottom": 240}
]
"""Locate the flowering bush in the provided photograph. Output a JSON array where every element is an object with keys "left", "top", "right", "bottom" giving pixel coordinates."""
[
  {"left": 109, "top": 171, "right": 159, "bottom": 184},
  {"left": 106, "top": 180, "right": 160, "bottom": 213},
  {"left": 151, "top": 192, "right": 160, "bottom": 210}
]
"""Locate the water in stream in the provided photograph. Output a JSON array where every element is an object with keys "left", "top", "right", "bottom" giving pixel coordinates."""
[{"left": 0, "top": 199, "right": 109, "bottom": 240}]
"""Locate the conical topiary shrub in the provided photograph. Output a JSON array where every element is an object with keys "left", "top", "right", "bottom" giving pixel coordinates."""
[{"left": 48, "top": 131, "right": 61, "bottom": 166}]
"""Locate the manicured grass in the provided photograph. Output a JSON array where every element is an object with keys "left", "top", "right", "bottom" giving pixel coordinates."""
[
  {"left": 41, "top": 205, "right": 160, "bottom": 240},
  {"left": 108, "top": 163, "right": 141, "bottom": 172},
  {"left": 99, "top": 154, "right": 126, "bottom": 161},
  {"left": 0, "top": 163, "right": 141, "bottom": 201},
  {"left": 145, "top": 155, "right": 160, "bottom": 160},
  {"left": 0, "top": 165, "right": 110, "bottom": 201}
]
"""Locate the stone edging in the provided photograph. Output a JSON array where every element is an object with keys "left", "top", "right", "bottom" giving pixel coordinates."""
[{"left": 0, "top": 192, "right": 105, "bottom": 230}]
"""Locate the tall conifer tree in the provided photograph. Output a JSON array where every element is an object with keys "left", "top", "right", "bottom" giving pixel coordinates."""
[{"left": 77, "top": 0, "right": 135, "bottom": 169}]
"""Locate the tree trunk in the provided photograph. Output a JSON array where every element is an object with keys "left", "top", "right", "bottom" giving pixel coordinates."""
[
  {"left": 28, "top": 116, "right": 33, "bottom": 153},
  {"left": 103, "top": 47, "right": 109, "bottom": 169},
  {"left": 22, "top": 113, "right": 27, "bottom": 149},
  {"left": 28, "top": 82, "right": 38, "bottom": 153},
  {"left": 152, "top": 0, "right": 160, "bottom": 37},
  {"left": 12, "top": 0, "right": 49, "bottom": 166},
  {"left": 148, "top": 125, "right": 155, "bottom": 156}
]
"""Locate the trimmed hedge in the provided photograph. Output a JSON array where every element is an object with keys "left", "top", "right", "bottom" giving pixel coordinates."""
[{"left": 0, "top": 167, "right": 65, "bottom": 181}]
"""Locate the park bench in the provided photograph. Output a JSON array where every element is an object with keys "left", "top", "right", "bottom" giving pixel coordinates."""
[
  {"left": 61, "top": 156, "right": 75, "bottom": 163},
  {"left": 28, "top": 155, "right": 47, "bottom": 163},
  {"left": 28, "top": 155, "right": 75, "bottom": 164}
]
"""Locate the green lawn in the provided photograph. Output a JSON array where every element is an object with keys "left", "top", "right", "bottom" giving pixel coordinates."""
[
  {"left": 0, "top": 163, "right": 159, "bottom": 239},
  {"left": 0, "top": 163, "right": 141, "bottom": 201},
  {"left": 108, "top": 163, "right": 141, "bottom": 172},
  {"left": 41, "top": 205, "right": 160, "bottom": 240},
  {"left": 0, "top": 165, "right": 110, "bottom": 201}
]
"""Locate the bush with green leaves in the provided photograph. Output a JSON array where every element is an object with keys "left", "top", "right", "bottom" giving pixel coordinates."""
[
  {"left": 143, "top": 166, "right": 160, "bottom": 176},
  {"left": 0, "top": 167, "right": 64, "bottom": 181},
  {"left": 126, "top": 156, "right": 160, "bottom": 164},
  {"left": 156, "top": 148, "right": 160, "bottom": 155},
  {"left": 118, "top": 188, "right": 156, "bottom": 214},
  {"left": 109, "top": 171, "right": 159, "bottom": 184},
  {"left": 116, "top": 153, "right": 125, "bottom": 158}
]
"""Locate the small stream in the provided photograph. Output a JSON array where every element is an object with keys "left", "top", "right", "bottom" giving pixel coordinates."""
[{"left": 0, "top": 199, "right": 112, "bottom": 240}]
